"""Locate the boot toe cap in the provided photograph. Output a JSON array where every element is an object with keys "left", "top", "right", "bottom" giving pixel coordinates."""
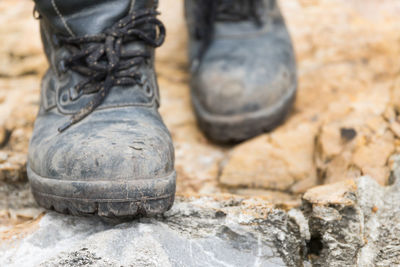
[
  {"left": 28, "top": 107, "right": 174, "bottom": 182},
  {"left": 192, "top": 30, "right": 297, "bottom": 116}
]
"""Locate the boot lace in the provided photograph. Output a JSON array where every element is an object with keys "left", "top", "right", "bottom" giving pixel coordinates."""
[
  {"left": 57, "top": 8, "right": 165, "bottom": 132},
  {"left": 193, "top": 0, "right": 263, "bottom": 63}
]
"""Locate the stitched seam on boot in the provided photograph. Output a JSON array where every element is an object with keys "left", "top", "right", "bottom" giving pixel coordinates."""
[{"left": 51, "top": 0, "right": 75, "bottom": 37}]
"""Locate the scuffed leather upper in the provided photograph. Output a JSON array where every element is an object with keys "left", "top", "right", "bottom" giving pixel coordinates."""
[
  {"left": 34, "top": 0, "right": 158, "bottom": 36},
  {"left": 185, "top": 0, "right": 297, "bottom": 116},
  {"left": 36, "top": 0, "right": 161, "bottom": 115},
  {"left": 29, "top": 106, "right": 174, "bottom": 181},
  {"left": 29, "top": 0, "right": 174, "bottom": 181}
]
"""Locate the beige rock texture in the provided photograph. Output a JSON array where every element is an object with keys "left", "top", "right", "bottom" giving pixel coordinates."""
[
  {"left": 301, "top": 162, "right": 400, "bottom": 266},
  {"left": 1, "top": 0, "right": 400, "bottom": 236},
  {"left": 221, "top": 0, "right": 400, "bottom": 193}
]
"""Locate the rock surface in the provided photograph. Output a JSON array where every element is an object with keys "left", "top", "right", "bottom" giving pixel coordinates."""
[
  {"left": 0, "top": 197, "right": 304, "bottom": 267},
  {"left": 3, "top": 162, "right": 400, "bottom": 266},
  {"left": 2, "top": 0, "right": 400, "bottom": 266},
  {"left": 302, "top": 156, "right": 400, "bottom": 266}
]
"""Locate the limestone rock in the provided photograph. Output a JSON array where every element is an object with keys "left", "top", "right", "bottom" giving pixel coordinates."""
[
  {"left": 0, "top": 0, "right": 46, "bottom": 77},
  {"left": 0, "top": 78, "right": 39, "bottom": 185},
  {"left": 303, "top": 180, "right": 357, "bottom": 206},
  {"left": 302, "top": 161, "right": 400, "bottom": 266},
  {"left": 0, "top": 152, "right": 27, "bottom": 183},
  {"left": 220, "top": 121, "right": 318, "bottom": 192},
  {"left": 0, "top": 197, "right": 304, "bottom": 267},
  {"left": 4, "top": 166, "right": 400, "bottom": 266}
]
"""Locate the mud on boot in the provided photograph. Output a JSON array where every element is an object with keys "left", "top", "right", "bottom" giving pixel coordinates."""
[
  {"left": 28, "top": 0, "right": 176, "bottom": 218},
  {"left": 185, "top": 0, "right": 297, "bottom": 143}
]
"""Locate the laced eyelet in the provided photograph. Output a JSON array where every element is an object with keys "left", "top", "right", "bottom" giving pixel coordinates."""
[
  {"left": 58, "top": 59, "right": 68, "bottom": 74},
  {"left": 56, "top": 8, "right": 165, "bottom": 133},
  {"left": 144, "top": 84, "right": 153, "bottom": 97},
  {"left": 33, "top": 6, "right": 42, "bottom": 20},
  {"left": 52, "top": 34, "right": 60, "bottom": 46},
  {"left": 69, "top": 87, "right": 83, "bottom": 101},
  {"left": 60, "top": 92, "right": 69, "bottom": 104}
]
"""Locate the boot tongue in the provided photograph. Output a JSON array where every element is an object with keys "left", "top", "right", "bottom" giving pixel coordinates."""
[{"left": 34, "top": 0, "right": 157, "bottom": 36}]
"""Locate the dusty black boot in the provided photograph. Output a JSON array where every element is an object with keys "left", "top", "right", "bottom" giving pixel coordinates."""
[
  {"left": 185, "top": 0, "right": 297, "bottom": 143},
  {"left": 28, "top": 0, "right": 176, "bottom": 218}
]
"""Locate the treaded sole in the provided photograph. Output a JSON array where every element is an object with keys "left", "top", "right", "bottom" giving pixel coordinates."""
[
  {"left": 193, "top": 86, "right": 297, "bottom": 144},
  {"left": 28, "top": 165, "right": 176, "bottom": 219}
]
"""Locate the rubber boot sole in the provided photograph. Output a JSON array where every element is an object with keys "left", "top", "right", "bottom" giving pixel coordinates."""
[
  {"left": 28, "top": 165, "right": 176, "bottom": 218},
  {"left": 192, "top": 85, "right": 297, "bottom": 144}
]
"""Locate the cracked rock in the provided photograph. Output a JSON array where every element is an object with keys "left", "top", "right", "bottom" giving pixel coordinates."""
[
  {"left": 302, "top": 157, "right": 400, "bottom": 266},
  {"left": 0, "top": 197, "right": 304, "bottom": 267}
]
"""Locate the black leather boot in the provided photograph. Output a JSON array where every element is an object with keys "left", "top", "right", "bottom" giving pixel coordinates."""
[
  {"left": 28, "top": 0, "right": 176, "bottom": 218},
  {"left": 185, "top": 0, "right": 297, "bottom": 143}
]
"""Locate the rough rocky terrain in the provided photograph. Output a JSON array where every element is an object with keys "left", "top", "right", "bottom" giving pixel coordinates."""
[{"left": 1, "top": 0, "right": 400, "bottom": 266}]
